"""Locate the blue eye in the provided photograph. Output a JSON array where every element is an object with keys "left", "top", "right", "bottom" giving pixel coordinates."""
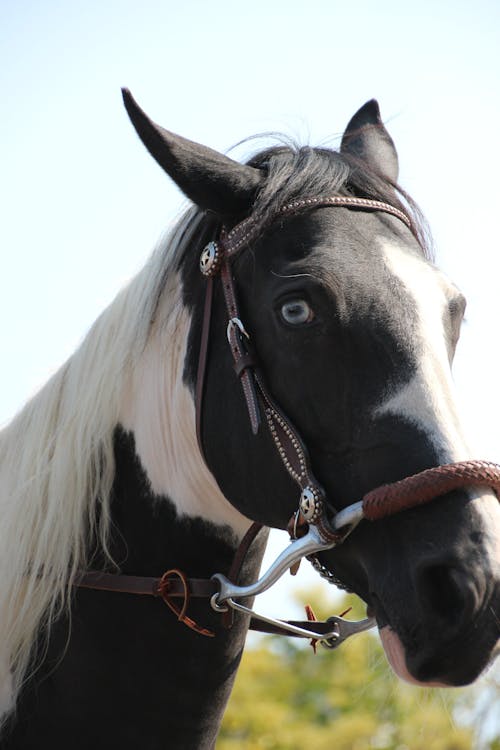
[{"left": 280, "top": 299, "right": 314, "bottom": 325}]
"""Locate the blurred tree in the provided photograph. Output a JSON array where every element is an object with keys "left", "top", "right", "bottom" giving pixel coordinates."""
[{"left": 219, "top": 589, "right": 498, "bottom": 750}]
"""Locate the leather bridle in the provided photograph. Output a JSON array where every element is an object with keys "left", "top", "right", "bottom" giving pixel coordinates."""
[
  {"left": 196, "top": 196, "right": 416, "bottom": 539},
  {"left": 77, "top": 195, "right": 500, "bottom": 649}
]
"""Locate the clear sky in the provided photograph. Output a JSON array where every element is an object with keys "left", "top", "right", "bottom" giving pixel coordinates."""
[
  {"left": 1, "top": 0, "right": 499, "bottom": 713},
  {"left": 1, "top": 0, "right": 499, "bottom": 456}
]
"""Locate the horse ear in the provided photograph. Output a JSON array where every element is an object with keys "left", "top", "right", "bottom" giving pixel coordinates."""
[
  {"left": 122, "top": 88, "right": 264, "bottom": 217},
  {"left": 340, "top": 100, "right": 399, "bottom": 183}
]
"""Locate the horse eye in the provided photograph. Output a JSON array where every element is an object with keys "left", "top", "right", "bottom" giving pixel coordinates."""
[{"left": 280, "top": 299, "right": 314, "bottom": 325}]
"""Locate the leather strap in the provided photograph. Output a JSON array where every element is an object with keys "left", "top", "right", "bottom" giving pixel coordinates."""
[
  {"left": 76, "top": 522, "right": 264, "bottom": 635},
  {"left": 226, "top": 522, "right": 264, "bottom": 583},
  {"left": 223, "top": 521, "right": 263, "bottom": 628},
  {"left": 221, "top": 195, "right": 413, "bottom": 259},
  {"left": 158, "top": 569, "right": 215, "bottom": 637},
  {"left": 76, "top": 524, "right": 264, "bottom": 602},
  {"left": 76, "top": 570, "right": 218, "bottom": 598},
  {"left": 195, "top": 275, "right": 214, "bottom": 458},
  {"left": 75, "top": 569, "right": 342, "bottom": 639},
  {"left": 220, "top": 259, "right": 261, "bottom": 434},
  {"left": 254, "top": 371, "right": 323, "bottom": 495}
]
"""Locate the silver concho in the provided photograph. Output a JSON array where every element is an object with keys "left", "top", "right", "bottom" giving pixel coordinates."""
[
  {"left": 299, "top": 486, "right": 323, "bottom": 522},
  {"left": 199, "top": 241, "right": 221, "bottom": 277}
]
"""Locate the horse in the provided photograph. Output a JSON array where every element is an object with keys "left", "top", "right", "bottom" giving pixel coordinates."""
[{"left": 0, "top": 90, "right": 499, "bottom": 749}]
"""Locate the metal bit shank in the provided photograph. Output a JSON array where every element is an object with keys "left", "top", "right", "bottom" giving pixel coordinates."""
[
  {"left": 212, "top": 525, "right": 337, "bottom": 604},
  {"left": 211, "top": 504, "right": 375, "bottom": 648},
  {"left": 321, "top": 614, "right": 377, "bottom": 649}
]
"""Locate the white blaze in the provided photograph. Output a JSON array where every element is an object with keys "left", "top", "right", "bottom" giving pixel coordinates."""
[{"left": 375, "top": 239, "right": 469, "bottom": 463}]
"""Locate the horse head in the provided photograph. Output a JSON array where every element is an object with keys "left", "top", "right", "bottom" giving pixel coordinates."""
[{"left": 123, "top": 89, "right": 500, "bottom": 688}]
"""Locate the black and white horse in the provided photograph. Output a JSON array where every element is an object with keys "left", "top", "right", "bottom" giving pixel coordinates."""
[{"left": 0, "top": 92, "right": 498, "bottom": 749}]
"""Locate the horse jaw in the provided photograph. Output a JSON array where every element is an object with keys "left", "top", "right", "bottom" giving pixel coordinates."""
[{"left": 119, "top": 275, "right": 251, "bottom": 539}]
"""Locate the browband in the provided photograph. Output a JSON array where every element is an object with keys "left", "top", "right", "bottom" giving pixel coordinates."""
[{"left": 221, "top": 195, "right": 412, "bottom": 259}]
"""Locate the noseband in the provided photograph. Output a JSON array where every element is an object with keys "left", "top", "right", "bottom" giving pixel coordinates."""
[{"left": 77, "top": 195, "right": 500, "bottom": 648}]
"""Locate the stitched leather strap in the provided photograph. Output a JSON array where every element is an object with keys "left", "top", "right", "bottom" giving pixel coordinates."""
[
  {"left": 254, "top": 371, "right": 322, "bottom": 493},
  {"left": 221, "top": 195, "right": 413, "bottom": 259}
]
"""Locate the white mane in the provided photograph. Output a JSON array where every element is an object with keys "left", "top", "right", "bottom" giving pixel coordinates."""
[{"left": 0, "top": 208, "right": 205, "bottom": 722}]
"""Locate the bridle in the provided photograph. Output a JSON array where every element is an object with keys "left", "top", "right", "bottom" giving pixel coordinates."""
[{"left": 77, "top": 195, "right": 500, "bottom": 649}]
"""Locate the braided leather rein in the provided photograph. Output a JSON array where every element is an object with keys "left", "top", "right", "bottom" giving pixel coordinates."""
[{"left": 363, "top": 459, "right": 500, "bottom": 520}]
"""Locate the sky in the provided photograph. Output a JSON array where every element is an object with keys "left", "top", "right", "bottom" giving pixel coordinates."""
[{"left": 1, "top": 0, "right": 499, "bottom": 711}]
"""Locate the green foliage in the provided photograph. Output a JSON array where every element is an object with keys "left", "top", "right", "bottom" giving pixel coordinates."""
[{"left": 218, "top": 590, "right": 497, "bottom": 750}]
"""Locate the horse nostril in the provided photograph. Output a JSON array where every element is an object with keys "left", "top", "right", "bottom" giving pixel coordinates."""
[{"left": 416, "top": 563, "right": 476, "bottom": 624}]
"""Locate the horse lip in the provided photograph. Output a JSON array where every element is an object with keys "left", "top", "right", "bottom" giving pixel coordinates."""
[
  {"left": 379, "top": 627, "right": 451, "bottom": 687},
  {"left": 378, "top": 606, "right": 498, "bottom": 686},
  {"left": 369, "top": 598, "right": 447, "bottom": 684}
]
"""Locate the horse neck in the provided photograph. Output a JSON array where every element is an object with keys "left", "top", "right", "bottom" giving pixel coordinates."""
[
  {"left": 16, "top": 285, "right": 265, "bottom": 749},
  {"left": 97, "top": 428, "right": 266, "bottom": 748},
  {"left": 100, "top": 292, "right": 267, "bottom": 745},
  {"left": 8, "top": 429, "right": 266, "bottom": 750}
]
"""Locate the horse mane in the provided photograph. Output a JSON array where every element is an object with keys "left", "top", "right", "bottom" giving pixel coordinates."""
[
  {"left": 0, "top": 208, "right": 204, "bottom": 720},
  {"left": 0, "top": 137, "right": 430, "bottom": 722}
]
